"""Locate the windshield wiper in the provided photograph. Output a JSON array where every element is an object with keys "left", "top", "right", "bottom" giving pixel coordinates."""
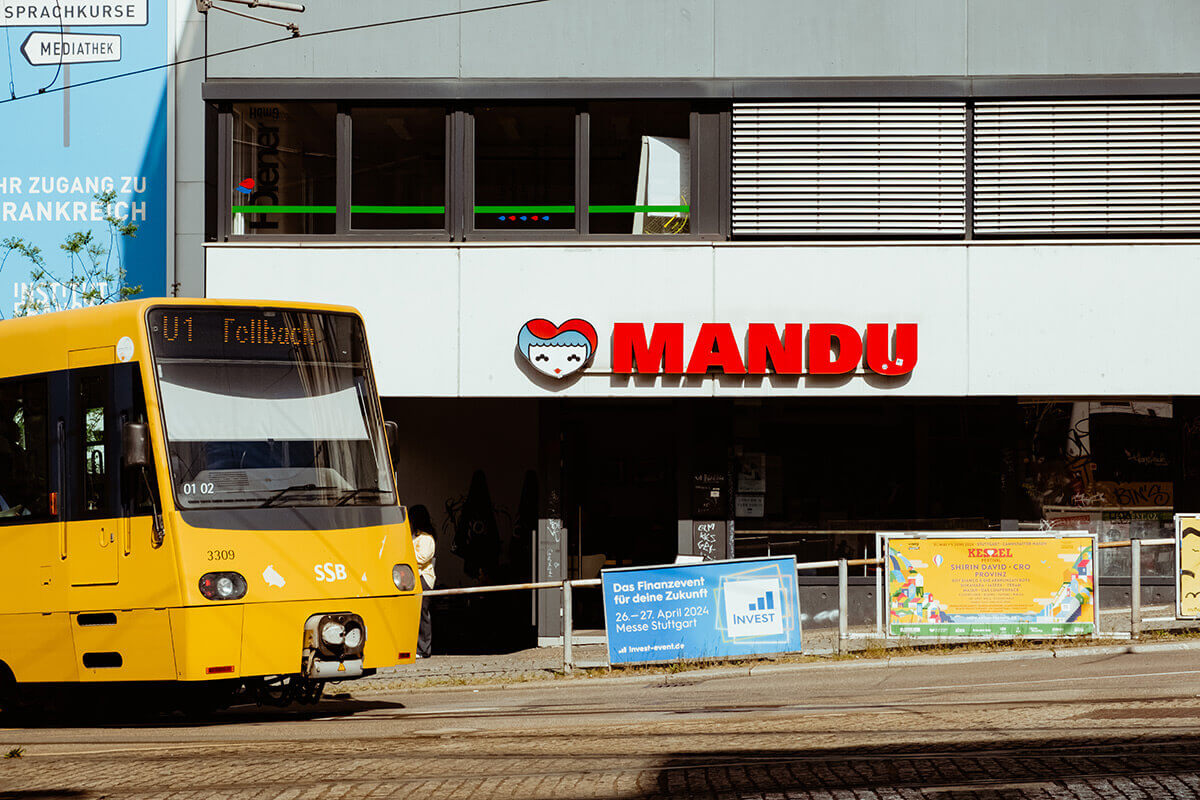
[
  {"left": 259, "top": 484, "right": 341, "bottom": 508},
  {"left": 336, "top": 487, "right": 391, "bottom": 506}
]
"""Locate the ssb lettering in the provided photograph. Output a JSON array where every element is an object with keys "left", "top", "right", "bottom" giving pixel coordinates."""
[{"left": 314, "top": 562, "right": 348, "bottom": 582}]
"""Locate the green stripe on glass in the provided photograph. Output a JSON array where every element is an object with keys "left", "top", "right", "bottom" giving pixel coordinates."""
[
  {"left": 232, "top": 205, "right": 336, "bottom": 214},
  {"left": 474, "top": 205, "right": 575, "bottom": 213},
  {"left": 588, "top": 205, "right": 690, "bottom": 214},
  {"left": 352, "top": 205, "right": 446, "bottom": 214}
]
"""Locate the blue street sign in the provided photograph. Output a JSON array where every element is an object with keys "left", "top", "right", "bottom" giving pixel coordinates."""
[
  {"left": 602, "top": 556, "right": 803, "bottom": 665},
  {"left": 1, "top": 0, "right": 167, "bottom": 313}
]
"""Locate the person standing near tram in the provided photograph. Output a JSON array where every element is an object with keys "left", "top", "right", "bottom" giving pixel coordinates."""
[{"left": 408, "top": 504, "right": 437, "bottom": 658}]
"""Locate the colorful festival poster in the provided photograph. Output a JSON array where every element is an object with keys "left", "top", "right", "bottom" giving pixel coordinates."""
[
  {"left": 886, "top": 534, "right": 1096, "bottom": 637},
  {"left": 1177, "top": 515, "right": 1200, "bottom": 619}
]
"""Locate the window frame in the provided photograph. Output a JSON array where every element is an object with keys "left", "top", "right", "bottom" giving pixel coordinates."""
[
  {"left": 215, "top": 100, "right": 722, "bottom": 242},
  {"left": 344, "top": 103, "right": 456, "bottom": 240},
  {"left": 464, "top": 102, "right": 584, "bottom": 240},
  {"left": 0, "top": 375, "right": 53, "bottom": 525}
]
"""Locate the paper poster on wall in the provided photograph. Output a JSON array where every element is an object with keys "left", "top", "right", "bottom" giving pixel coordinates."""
[
  {"left": 737, "top": 453, "right": 766, "bottom": 493},
  {"left": 1176, "top": 515, "right": 1200, "bottom": 619},
  {"left": 886, "top": 534, "right": 1096, "bottom": 638},
  {"left": 735, "top": 494, "right": 764, "bottom": 518},
  {"left": 0, "top": 0, "right": 168, "bottom": 314}
]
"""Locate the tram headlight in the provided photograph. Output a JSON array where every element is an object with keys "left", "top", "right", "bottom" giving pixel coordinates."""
[
  {"left": 199, "top": 572, "right": 247, "bottom": 601},
  {"left": 319, "top": 619, "right": 346, "bottom": 647},
  {"left": 343, "top": 623, "right": 364, "bottom": 652},
  {"left": 392, "top": 564, "right": 416, "bottom": 591}
]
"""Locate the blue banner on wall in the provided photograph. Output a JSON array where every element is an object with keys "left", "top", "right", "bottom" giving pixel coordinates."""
[
  {"left": 0, "top": 0, "right": 168, "bottom": 314},
  {"left": 602, "top": 556, "right": 802, "bottom": 665}
]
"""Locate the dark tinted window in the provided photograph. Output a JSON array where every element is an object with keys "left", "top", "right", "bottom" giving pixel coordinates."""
[
  {"left": 351, "top": 107, "right": 447, "bottom": 230},
  {"left": 589, "top": 102, "right": 691, "bottom": 234},
  {"left": 0, "top": 378, "right": 50, "bottom": 520},
  {"left": 231, "top": 102, "right": 337, "bottom": 235},
  {"left": 474, "top": 105, "right": 575, "bottom": 230}
]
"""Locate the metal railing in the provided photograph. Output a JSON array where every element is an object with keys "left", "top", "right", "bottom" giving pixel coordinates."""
[{"left": 423, "top": 537, "right": 1185, "bottom": 672}]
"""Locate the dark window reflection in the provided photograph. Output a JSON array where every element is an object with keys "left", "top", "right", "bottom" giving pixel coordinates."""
[
  {"left": 351, "top": 107, "right": 446, "bottom": 230},
  {"left": 589, "top": 102, "right": 691, "bottom": 235},
  {"left": 474, "top": 105, "right": 575, "bottom": 230}
]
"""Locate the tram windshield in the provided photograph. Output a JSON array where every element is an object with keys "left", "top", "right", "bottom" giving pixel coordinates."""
[{"left": 147, "top": 307, "right": 395, "bottom": 510}]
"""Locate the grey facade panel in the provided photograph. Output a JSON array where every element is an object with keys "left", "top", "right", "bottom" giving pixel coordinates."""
[
  {"left": 174, "top": 234, "right": 205, "bottom": 298},
  {"left": 460, "top": 0, "right": 716, "bottom": 78},
  {"left": 969, "top": 0, "right": 1200, "bottom": 76},
  {"left": 714, "top": 0, "right": 967, "bottom": 78},
  {"left": 205, "top": 0, "right": 460, "bottom": 79},
  {"left": 175, "top": 47, "right": 206, "bottom": 184},
  {"left": 194, "top": 1, "right": 1200, "bottom": 82},
  {"left": 200, "top": 76, "right": 1200, "bottom": 103},
  {"left": 175, "top": 182, "right": 207, "bottom": 237}
]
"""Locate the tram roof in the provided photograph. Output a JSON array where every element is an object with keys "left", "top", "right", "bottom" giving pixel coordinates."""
[{"left": 0, "top": 298, "right": 363, "bottom": 377}]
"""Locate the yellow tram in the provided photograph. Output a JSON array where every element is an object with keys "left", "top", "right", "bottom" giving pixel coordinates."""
[{"left": 0, "top": 299, "right": 420, "bottom": 710}]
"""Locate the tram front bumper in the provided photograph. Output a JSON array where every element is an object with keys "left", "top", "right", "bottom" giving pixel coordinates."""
[
  {"left": 169, "top": 594, "right": 419, "bottom": 681},
  {"left": 302, "top": 612, "right": 366, "bottom": 678}
]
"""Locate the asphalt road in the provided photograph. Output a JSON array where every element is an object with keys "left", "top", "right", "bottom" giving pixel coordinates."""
[{"left": 3, "top": 647, "right": 1200, "bottom": 798}]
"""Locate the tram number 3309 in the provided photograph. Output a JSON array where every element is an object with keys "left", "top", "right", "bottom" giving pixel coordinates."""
[{"left": 315, "top": 563, "right": 348, "bottom": 582}]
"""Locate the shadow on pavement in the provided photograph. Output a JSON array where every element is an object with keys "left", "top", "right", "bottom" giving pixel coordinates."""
[
  {"left": 589, "top": 732, "right": 1200, "bottom": 799},
  {"left": 0, "top": 696, "right": 405, "bottom": 729}
]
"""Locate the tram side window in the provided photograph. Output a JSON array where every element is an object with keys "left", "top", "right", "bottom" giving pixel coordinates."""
[
  {"left": 0, "top": 379, "right": 50, "bottom": 520},
  {"left": 122, "top": 374, "right": 159, "bottom": 517},
  {"left": 79, "top": 373, "right": 110, "bottom": 515}
]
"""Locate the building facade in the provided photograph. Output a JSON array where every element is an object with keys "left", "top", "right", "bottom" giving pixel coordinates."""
[{"left": 171, "top": 0, "right": 1200, "bottom": 646}]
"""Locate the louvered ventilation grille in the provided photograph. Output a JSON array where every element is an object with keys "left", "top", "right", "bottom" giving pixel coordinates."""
[
  {"left": 973, "top": 100, "right": 1200, "bottom": 234},
  {"left": 731, "top": 102, "right": 967, "bottom": 235}
]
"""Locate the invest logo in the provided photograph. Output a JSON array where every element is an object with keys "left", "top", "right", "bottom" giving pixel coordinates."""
[
  {"left": 723, "top": 578, "right": 785, "bottom": 638},
  {"left": 517, "top": 318, "right": 598, "bottom": 379}
]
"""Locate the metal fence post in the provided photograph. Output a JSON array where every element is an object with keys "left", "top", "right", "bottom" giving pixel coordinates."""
[
  {"left": 1131, "top": 538, "right": 1141, "bottom": 639},
  {"left": 837, "top": 558, "right": 849, "bottom": 655},
  {"left": 563, "top": 580, "right": 574, "bottom": 674}
]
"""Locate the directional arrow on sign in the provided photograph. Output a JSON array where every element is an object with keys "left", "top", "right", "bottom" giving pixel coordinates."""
[{"left": 21, "top": 31, "right": 122, "bottom": 67}]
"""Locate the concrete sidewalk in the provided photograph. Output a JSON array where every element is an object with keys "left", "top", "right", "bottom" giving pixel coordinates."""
[{"left": 357, "top": 605, "right": 1199, "bottom": 687}]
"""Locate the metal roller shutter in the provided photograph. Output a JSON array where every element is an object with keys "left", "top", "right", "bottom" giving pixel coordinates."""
[
  {"left": 731, "top": 102, "right": 967, "bottom": 236},
  {"left": 973, "top": 100, "right": 1200, "bottom": 235}
]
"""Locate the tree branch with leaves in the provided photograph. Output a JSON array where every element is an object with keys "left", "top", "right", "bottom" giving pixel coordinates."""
[{"left": 0, "top": 189, "right": 143, "bottom": 318}]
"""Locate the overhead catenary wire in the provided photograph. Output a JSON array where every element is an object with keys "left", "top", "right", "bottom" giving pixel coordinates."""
[
  {"left": 4, "top": 25, "right": 15, "bottom": 99},
  {"left": 36, "top": 0, "right": 66, "bottom": 94},
  {"left": 0, "top": 0, "right": 556, "bottom": 106}
]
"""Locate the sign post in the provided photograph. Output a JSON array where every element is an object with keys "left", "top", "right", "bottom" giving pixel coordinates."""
[{"left": 602, "top": 556, "right": 802, "bottom": 665}]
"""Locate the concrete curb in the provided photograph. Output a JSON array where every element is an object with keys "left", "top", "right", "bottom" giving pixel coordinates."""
[{"left": 349, "top": 639, "right": 1200, "bottom": 695}]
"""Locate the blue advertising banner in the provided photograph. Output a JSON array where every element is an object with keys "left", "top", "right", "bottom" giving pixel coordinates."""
[
  {"left": 602, "top": 556, "right": 802, "bottom": 665},
  {"left": 0, "top": 0, "right": 168, "bottom": 313}
]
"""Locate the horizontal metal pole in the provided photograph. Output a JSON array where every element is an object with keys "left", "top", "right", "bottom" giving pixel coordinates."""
[
  {"left": 1098, "top": 538, "right": 1174, "bottom": 549},
  {"left": 424, "top": 580, "right": 562, "bottom": 596},
  {"left": 569, "top": 578, "right": 603, "bottom": 588}
]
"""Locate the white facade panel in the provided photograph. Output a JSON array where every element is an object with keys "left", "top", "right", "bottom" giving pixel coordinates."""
[
  {"left": 206, "top": 242, "right": 1200, "bottom": 399},
  {"left": 205, "top": 247, "right": 461, "bottom": 397},
  {"left": 712, "top": 246, "right": 968, "bottom": 396},
  {"left": 968, "top": 244, "right": 1200, "bottom": 396},
  {"left": 458, "top": 246, "right": 716, "bottom": 397}
]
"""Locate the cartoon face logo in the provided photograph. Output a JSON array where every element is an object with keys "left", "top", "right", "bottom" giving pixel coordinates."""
[{"left": 517, "top": 318, "right": 598, "bottom": 379}]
